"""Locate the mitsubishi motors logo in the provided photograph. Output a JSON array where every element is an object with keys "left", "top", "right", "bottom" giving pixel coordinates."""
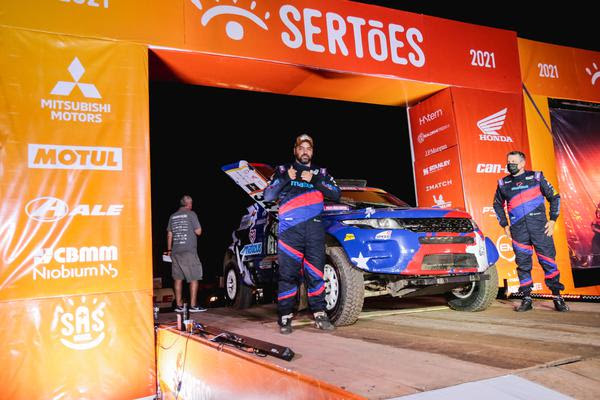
[
  {"left": 191, "top": 0, "right": 271, "bottom": 41},
  {"left": 477, "top": 108, "right": 513, "bottom": 142},
  {"left": 40, "top": 56, "right": 112, "bottom": 124},
  {"left": 51, "top": 296, "right": 107, "bottom": 351},
  {"left": 51, "top": 57, "right": 101, "bottom": 99}
]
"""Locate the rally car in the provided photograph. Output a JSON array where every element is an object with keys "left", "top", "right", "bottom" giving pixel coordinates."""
[{"left": 221, "top": 161, "right": 500, "bottom": 326}]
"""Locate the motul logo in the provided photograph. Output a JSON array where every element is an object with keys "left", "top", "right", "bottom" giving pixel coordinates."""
[
  {"left": 477, "top": 108, "right": 514, "bottom": 142},
  {"left": 28, "top": 144, "right": 122, "bottom": 171},
  {"left": 25, "top": 197, "right": 123, "bottom": 222},
  {"left": 476, "top": 163, "right": 506, "bottom": 174}
]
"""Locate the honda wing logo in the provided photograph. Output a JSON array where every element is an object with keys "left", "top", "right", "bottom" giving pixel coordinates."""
[
  {"left": 477, "top": 108, "right": 513, "bottom": 142},
  {"left": 51, "top": 57, "right": 101, "bottom": 99}
]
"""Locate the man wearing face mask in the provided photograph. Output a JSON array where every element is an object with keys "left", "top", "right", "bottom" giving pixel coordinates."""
[
  {"left": 264, "top": 134, "right": 341, "bottom": 334},
  {"left": 493, "top": 151, "right": 568, "bottom": 312}
]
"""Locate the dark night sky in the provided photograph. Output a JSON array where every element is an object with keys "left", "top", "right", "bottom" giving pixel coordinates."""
[
  {"left": 354, "top": 1, "right": 598, "bottom": 52},
  {"left": 150, "top": 3, "right": 597, "bottom": 282}
]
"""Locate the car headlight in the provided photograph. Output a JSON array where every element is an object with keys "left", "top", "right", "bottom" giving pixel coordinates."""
[{"left": 342, "top": 218, "right": 403, "bottom": 229}]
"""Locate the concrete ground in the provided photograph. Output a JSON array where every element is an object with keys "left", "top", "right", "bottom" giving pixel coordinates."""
[{"left": 159, "top": 296, "right": 600, "bottom": 399}]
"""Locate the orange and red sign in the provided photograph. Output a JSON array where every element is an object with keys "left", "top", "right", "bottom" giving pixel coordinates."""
[{"left": 0, "top": 26, "right": 154, "bottom": 399}]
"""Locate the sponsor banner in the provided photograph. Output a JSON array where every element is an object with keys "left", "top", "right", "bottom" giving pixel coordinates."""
[
  {"left": 0, "top": 291, "right": 156, "bottom": 399},
  {"left": 408, "top": 88, "right": 458, "bottom": 161},
  {"left": 1, "top": 1, "right": 521, "bottom": 92},
  {"left": 451, "top": 87, "right": 530, "bottom": 275},
  {"left": 0, "top": 27, "right": 151, "bottom": 300},
  {"left": 157, "top": 327, "right": 363, "bottom": 400},
  {"left": 518, "top": 38, "right": 600, "bottom": 103},
  {"left": 414, "top": 146, "right": 465, "bottom": 209}
]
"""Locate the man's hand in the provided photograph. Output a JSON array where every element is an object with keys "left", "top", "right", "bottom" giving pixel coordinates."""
[
  {"left": 301, "top": 170, "right": 314, "bottom": 182},
  {"left": 504, "top": 225, "right": 511, "bottom": 239},
  {"left": 288, "top": 166, "right": 297, "bottom": 180},
  {"left": 545, "top": 220, "right": 555, "bottom": 237}
]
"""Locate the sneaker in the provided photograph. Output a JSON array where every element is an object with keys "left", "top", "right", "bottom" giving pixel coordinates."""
[
  {"left": 174, "top": 305, "right": 184, "bottom": 313},
  {"left": 313, "top": 311, "right": 335, "bottom": 330},
  {"left": 516, "top": 297, "right": 533, "bottom": 312},
  {"left": 190, "top": 306, "right": 207, "bottom": 313},
  {"left": 279, "top": 313, "right": 293, "bottom": 335},
  {"left": 553, "top": 296, "right": 569, "bottom": 312}
]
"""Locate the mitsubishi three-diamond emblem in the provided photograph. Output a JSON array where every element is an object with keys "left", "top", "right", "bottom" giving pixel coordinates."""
[{"left": 51, "top": 57, "right": 101, "bottom": 99}]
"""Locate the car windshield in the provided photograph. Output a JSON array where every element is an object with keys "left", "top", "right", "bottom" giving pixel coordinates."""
[{"left": 338, "top": 189, "right": 409, "bottom": 208}]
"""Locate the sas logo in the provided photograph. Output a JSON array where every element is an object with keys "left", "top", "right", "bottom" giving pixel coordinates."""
[
  {"left": 496, "top": 234, "right": 515, "bottom": 262},
  {"left": 477, "top": 108, "right": 514, "bottom": 143},
  {"left": 344, "top": 233, "right": 356, "bottom": 241},
  {"left": 585, "top": 62, "right": 600, "bottom": 86},
  {"left": 41, "top": 57, "right": 112, "bottom": 124},
  {"left": 28, "top": 144, "right": 122, "bottom": 171},
  {"left": 25, "top": 197, "right": 123, "bottom": 222},
  {"left": 51, "top": 296, "right": 107, "bottom": 351}
]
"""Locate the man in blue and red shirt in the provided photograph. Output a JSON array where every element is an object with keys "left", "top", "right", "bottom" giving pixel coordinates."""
[
  {"left": 264, "top": 134, "right": 341, "bottom": 334},
  {"left": 493, "top": 151, "right": 568, "bottom": 312}
]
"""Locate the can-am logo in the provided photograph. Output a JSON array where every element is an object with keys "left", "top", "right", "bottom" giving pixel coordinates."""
[
  {"left": 28, "top": 144, "right": 122, "bottom": 171},
  {"left": 476, "top": 163, "right": 506, "bottom": 174},
  {"left": 190, "top": 1, "right": 426, "bottom": 67},
  {"left": 41, "top": 57, "right": 111, "bottom": 124},
  {"left": 477, "top": 108, "right": 513, "bottom": 142},
  {"left": 51, "top": 296, "right": 107, "bottom": 351},
  {"left": 33, "top": 246, "right": 119, "bottom": 281},
  {"left": 423, "top": 159, "right": 450, "bottom": 176},
  {"left": 425, "top": 179, "right": 452, "bottom": 192},
  {"left": 419, "top": 109, "right": 443, "bottom": 125},
  {"left": 25, "top": 197, "right": 123, "bottom": 222}
]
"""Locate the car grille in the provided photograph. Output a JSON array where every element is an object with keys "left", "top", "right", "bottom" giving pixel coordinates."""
[
  {"left": 395, "top": 218, "right": 473, "bottom": 233},
  {"left": 422, "top": 254, "right": 479, "bottom": 270},
  {"left": 418, "top": 236, "right": 475, "bottom": 245}
]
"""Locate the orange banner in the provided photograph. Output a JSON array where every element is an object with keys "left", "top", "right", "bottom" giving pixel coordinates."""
[
  {"left": 519, "top": 38, "right": 600, "bottom": 103},
  {"left": 414, "top": 146, "right": 465, "bottom": 210},
  {"left": 157, "top": 327, "right": 365, "bottom": 400},
  {"left": 1, "top": 1, "right": 521, "bottom": 93},
  {"left": 0, "top": 291, "right": 156, "bottom": 399},
  {"left": 451, "top": 88, "right": 530, "bottom": 288},
  {"left": 409, "top": 88, "right": 458, "bottom": 161},
  {"left": 0, "top": 26, "right": 152, "bottom": 301}
]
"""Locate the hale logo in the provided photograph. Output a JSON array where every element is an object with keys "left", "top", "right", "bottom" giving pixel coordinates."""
[
  {"left": 25, "top": 197, "right": 123, "bottom": 222},
  {"left": 191, "top": 0, "right": 270, "bottom": 41},
  {"left": 51, "top": 296, "right": 107, "bottom": 351},
  {"left": 477, "top": 108, "right": 513, "bottom": 142}
]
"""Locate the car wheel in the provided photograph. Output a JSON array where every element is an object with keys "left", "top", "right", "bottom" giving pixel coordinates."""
[
  {"left": 446, "top": 264, "right": 499, "bottom": 311},
  {"left": 224, "top": 262, "right": 253, "bottom": 309},
  {"left": 325, "top": 246, "right": 365, "bottom": 326}
]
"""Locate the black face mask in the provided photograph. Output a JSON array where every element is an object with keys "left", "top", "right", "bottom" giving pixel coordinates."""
[{"left": 507, "top": 163, "right": 520, "bottom": 175}]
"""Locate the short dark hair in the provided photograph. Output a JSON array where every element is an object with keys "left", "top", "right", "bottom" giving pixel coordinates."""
[
  {"left": 180, "top": 195, "right": 192, "bottom": 207},
  {"left": 507, "top": 151, "right": 526, "bottom": 161}
]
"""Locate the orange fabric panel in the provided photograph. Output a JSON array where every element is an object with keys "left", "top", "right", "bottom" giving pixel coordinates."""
[
  {"left": 0, "top": 27, "right": 152, "bottom": 301},
  {"left": 408, "top": 88, "right": 458, "bottom": 162},
  {"left": 518, "top": 38, "right": 600, "bottom": 103},
  {"left": 414, "top": 146, "right": 465, "bottom": 210},
  {"left": 157, "top": 327, "right": 365, "bottom": 400},
  {"left": 0, "top": 291, "right": 156, "bottom": 399},
  {"left": 451, "top": 88, "right": 530, "bottom": 285}
]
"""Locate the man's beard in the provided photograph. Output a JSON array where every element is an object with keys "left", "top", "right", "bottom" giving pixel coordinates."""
[{"left": 296, "top": 154, "right": 311, "bottom": 165}]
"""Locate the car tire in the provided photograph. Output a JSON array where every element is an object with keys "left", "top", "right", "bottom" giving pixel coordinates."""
[
  {"left": 325, "top": 246, "right": 365, "bottom": 326},
  {"left": 224, "top": 262, "right": 253, "bottom": 309},
  {"left": 446, "top": 264, "right": 499, "bottom": 312}
]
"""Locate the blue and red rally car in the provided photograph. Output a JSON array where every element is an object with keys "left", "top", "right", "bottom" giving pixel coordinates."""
[{"left": 222, "top": 161, "right": 500, "bottom": 326}]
